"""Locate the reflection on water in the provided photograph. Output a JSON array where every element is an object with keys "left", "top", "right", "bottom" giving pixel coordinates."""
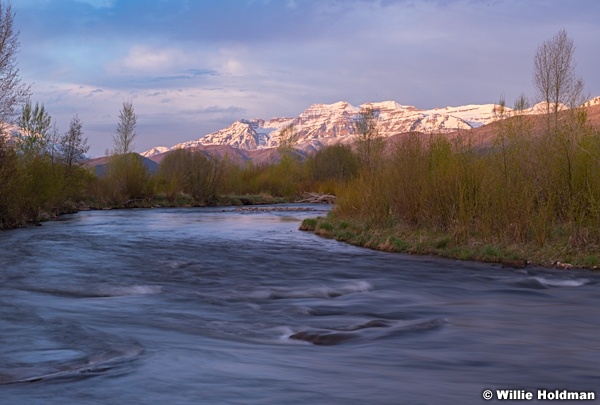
[{"left": 1, "top": 205, "right": 599, "bottom": 404}]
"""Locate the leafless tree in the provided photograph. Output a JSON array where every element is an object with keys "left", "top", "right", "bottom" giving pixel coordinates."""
[
  {"left": 0, "top": 1, "right": 29, "bottom": 129},
  {"left": 113, "top": 101, "right": 138, "bottom": 154},
  {"left": 354, "top": 106, "right": 383, "bottom": 171},
  {"left": 60, "top": 114, "right": 89, "bottom": 174},
  {"left": 533, "top": 29, "right": 584, "bottom": 129}
]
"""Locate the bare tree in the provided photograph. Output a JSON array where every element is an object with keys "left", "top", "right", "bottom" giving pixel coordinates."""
[
  {"left": 113, "top": 101, "right": 137, "bottom": 154},
  {"left": 48, "top": 120, "right": 61, "bottom": 164},
  {"left": 533, "top": 29, "right": 584, "bottom": 129},
  {"left": 0, "top": 1, "right": 29, "bottom": 128},
  {"left": 60, "top": 114, "right": 89, "bottom": 174},
  {"left": 354, "top": 106, "right": 383, "bottom": 171}
]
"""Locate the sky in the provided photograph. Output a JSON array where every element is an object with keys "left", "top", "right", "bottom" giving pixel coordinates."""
[{"left": 12, "top": 0, "right": 600, "bottom": 157}]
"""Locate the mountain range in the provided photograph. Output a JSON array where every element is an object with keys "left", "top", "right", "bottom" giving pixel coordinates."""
[
  {"left": 142, "top": 100, "right": 504, "bottom": 158},
  {"left": 141, "top": 97, "right": 600, "bottom": 163}
]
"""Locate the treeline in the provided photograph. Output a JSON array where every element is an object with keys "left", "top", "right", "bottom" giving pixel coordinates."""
[
  {"left": 0, "top": 107, "right": 92, "bottom": 228},
  {"left": 0, "top": 135, "right": 361, "bottom": 228},
  {"left": 92, "top": 143, "right": 360, "bottom": 206},
  {"left": 332, "top": 108, "right": 600, "bottom": 252},
  {"left": 0, "top": 95, "right": 361, "bottom": 228},
  {"left": 85, "top": 102, "right": 359, "bottom": 207}
]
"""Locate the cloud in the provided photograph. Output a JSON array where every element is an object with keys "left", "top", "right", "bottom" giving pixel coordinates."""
[
  {"left": 140, "top": 69, "right": 219, "bottom": 84},
  {"left": 84, "top": 88, "right": 105, "bottom": 98},
  {"left": 13, "top": 0, "right": 600, "bottom": 157},
  {"left": 108, "top": 45, "right": 190, "bottom": 75},
  {"left": 181, "top": 106, "right": 247, "bottom": 116}
]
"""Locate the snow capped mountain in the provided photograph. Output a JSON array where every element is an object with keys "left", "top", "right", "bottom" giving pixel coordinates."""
[
  {"left": 582, "top": 96, "right": 600, "bottom": 108},
  {"left": 424, "top": 104, "right": 501, "bottom": 128},
  {"left": 140, "top": 97, "right": 598, "bottom": 157},
  {"left": 175, "top": 118, "right": 293, "bottom": 151},
  {"left": 140, "top": 146, "right": 170, "bottom": 157}
]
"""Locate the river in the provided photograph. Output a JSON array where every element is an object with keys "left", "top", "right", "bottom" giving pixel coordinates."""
[{"left": 0, "top": 205, "right": 598, "bottom": 404}]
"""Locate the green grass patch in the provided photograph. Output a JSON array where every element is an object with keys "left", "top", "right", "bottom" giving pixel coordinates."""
[
  {"left": 581, "top": 255, "right": 599, "bottom": 268},
  {"left": 388, "top": 236, "right": 410, "bottom": 252},
  {"left": 316, "top": 221, "right": 334, "bottom": 233},
  {"left": 299, "top": 213, "right": 600, "bottom": 270},
  {"left": 299, "top": 217, "right": 318, "bottom": 231}
]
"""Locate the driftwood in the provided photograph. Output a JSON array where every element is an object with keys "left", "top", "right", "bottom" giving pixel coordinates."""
[{"left": 296, "top": 192, "right": 336, "bottom": 204}]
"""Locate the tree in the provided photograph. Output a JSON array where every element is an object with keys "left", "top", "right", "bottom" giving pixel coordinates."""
[
  {"left": 105, "top": 152, "right": 150, "bottom": 201},
  {"left": 0, "top": 1, "right": 29, "bottom": 128},
  {"left": 306, "top": 144, "right": 359, "bottom": 183},
  {"left": 159, "top": 149, "right": 223, "bottom": 204},
  {"left": 113, "top": 101, "right": 137, "bottom": 154},
  {"left": 533, "top": 29, "right": 584, "bottom": 129},
  {"left": 354, "top": 106, "right": 383, "bottom": 170},
  {"left": 48, "top": 120, "right": 62, "bottom": 164},
  {"left": 17, "top": 99, "right": 52, "bottom": 156},
  {"left": 278, "top": 123, "right": 299, "bottom": 153},
  {"left": 60, "top": 114, "right": 89, "bottom": 175}
]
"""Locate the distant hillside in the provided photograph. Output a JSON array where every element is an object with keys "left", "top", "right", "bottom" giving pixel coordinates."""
[{"left": 86, "top": 154, "right": 159, "bottom": 177}]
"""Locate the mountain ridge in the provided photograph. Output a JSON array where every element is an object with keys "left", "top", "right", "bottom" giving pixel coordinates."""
[
  {"left": 140, "top": 97, "right": 600, "bottom": 158},
  {"left": 142, "top": 99, "right": 506, "bottom": 157}
]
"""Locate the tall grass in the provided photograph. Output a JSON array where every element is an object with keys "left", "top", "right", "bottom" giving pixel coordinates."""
[{"left": 333, "top": 108, "right": 600, "bottom": 251}]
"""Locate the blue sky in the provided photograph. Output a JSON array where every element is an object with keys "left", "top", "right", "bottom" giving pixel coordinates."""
[{"left": 13, "top": 0, "right": 600, "bottom": 156}]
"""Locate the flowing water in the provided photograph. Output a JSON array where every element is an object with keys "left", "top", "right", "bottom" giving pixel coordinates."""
[{"left": 0, "top": 205, "right": 599, "bottom": 404}]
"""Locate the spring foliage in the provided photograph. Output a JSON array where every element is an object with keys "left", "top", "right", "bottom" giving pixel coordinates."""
[{"left": 333, "top": 106, "right": 600, "bottom": 253}]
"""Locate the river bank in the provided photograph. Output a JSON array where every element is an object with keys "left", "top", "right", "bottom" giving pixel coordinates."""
[{"left": 300, "top": 215, "right": 600, "bottom": 270}]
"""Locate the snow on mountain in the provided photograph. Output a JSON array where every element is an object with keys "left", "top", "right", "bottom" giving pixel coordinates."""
[
  {"left": 140, "top": 96, "right": 600, "bottom": 157},
  {"left": 526, "top": 101, "right": 567, "bottom": 115},
  {"left": 141, "top": 100, "right": 499, "bottom": 156},
  {"left": 425, "top": 104, "right": 501, "bottom": 128},
  {"left": 140, "top": 146, "right": 170, "bottom": 157},
  {"left": 172, "top": 118, "right": 295, "bottom": 151},
  {"left": 582, "top": 96, "right": 600, "bottom": 108}
]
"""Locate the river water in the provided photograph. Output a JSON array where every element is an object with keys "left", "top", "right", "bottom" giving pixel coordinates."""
[{"left": 0, "top": 205, "right": 599, "bottom": 404}]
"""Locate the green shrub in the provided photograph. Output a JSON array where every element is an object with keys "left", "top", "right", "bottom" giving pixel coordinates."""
[{"left": 299, "top": 218, "right": 318, "bottom": 231}]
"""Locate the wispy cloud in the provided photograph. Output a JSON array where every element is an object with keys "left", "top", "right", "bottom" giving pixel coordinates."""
[
  {"left": 181, "top": 105, "right": 246, "bottom": 116},
  {"left": 140, "top": 69, "right": 220, "bottom": 84}
]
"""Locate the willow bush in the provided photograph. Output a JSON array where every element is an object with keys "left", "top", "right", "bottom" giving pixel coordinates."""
[
  {"left": 103, "top": 153, "right": 152, "bottom": 203},
  {"left": 0, "top": 136, "right": 92, "bottom": 228},
  {"left": 333, "top": 107, "right": 600, "bottom": 249},
  {"left": 158, "top": 149, "right": 223, "bottom": 204}
]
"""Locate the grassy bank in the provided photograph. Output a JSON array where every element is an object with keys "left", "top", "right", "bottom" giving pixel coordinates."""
[
  {"left": 297, "top": 106, "right": 600, "bottom": 271},
  {"left": 300, "top": 216, "right": 600, "bottom": 269},
  {"left": 10, "top": 193, "right": 294, "bottom": 229},
  {"left": 84, "top": 193, "right": 290, "bottom": 210}
]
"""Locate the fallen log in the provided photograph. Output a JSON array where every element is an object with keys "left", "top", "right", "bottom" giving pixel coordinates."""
[{"left": 296, "top": 192, "right": 336, "bottom": 204}]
